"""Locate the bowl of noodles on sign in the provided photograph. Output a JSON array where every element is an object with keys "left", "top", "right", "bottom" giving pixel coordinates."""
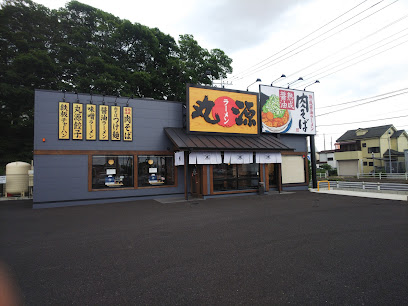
[{"left": 262, "top": 94, "right": 291, "bottom": 133}]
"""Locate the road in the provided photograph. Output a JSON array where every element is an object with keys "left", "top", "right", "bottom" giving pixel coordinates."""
[{"left": 1, "top": 191, "right": 407, "bottom": 305}]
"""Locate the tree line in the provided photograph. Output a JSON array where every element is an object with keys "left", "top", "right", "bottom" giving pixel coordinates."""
[{"left": 0, "top": 0, "right": 233, "bottom": 171}]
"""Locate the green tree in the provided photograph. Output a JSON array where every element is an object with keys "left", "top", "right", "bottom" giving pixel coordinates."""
[
  {"left": 0, "top": 0, "right": 233, "bottom": 170},
  {"left": 0, "top": 0, "right": 59, "bottom": 171}
]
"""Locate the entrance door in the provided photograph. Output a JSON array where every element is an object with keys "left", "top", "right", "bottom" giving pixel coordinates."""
[
  {"left": 191, "top": 165, "right": 202, "bottom": 197},
  {"left": 268, "top": 163, "right": 278, "bottom": 187}
]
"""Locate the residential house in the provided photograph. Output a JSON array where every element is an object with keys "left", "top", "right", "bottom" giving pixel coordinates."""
[
  {"left": 317, "top": 150, "right": 336, "bottom": 169},
  {"left": 335, "top": 124, "right": 408, "bottom": 176}
]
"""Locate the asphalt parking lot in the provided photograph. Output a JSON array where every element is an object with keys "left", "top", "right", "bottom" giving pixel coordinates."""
[{"left": 1, "top": 191, "right": 407, "bottom": 305}]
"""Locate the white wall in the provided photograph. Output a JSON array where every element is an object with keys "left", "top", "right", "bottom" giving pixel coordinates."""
[{"left": 282, "top": 156, "right": 305, "bottom": 184}]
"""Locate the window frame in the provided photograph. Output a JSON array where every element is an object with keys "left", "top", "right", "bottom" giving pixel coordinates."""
[
  {"left": 91, "top": 154, "right": 135, "bottom": 190},
  {"left": 368, "top": 147, "right": 380, "bottom": 153},
  {"left": 137, "top": 155, "right": 176, "bottom": 188},
  {"left": 212, "top": 163, "right": 260, "bottom": 192},
  {"left": 88, "top": 151, "right": 177, "bottom": 191}
]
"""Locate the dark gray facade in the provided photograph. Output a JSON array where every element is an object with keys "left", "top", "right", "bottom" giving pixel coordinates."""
[
  {"left": 33, "top": 90, "right": 308, "bottom": 208},
  {"left": 34, "top": 90, "right": 184, "bottom": 208}
]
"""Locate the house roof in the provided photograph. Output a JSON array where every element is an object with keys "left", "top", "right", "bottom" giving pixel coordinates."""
[
  {"left": 383, "top": 149, "right": 405, "bottom": 156},
  {"left": 390, "top": 130, "right": 406, "bottom": 138},
  {"left": 164, "top": 127, "right": 294, "bottom": 152},
  {"left": 319, "top": 150, "right": 335, "bottom": 154},
  {"left": 336, "top": 124, "right": 393, "bottom": 142}
]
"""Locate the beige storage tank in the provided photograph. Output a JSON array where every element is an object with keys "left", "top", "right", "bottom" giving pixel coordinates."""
[{"left": 6, "top": 161, "right": 31, "bottom": 196}]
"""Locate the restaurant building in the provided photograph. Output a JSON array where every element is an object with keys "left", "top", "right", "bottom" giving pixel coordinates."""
[{"left": 33, "top": 85, "right": 315, "bottom": 208}]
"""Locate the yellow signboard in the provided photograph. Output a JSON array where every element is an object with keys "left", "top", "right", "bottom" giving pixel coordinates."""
[
  {"left": 72, "top": 103, "right": 83, "bottom": 140},
  {"left": 188, "top": 86, "right": 258, "bottom": 135},
  {"left": 86, "top": 104, "right": 96, "bottom": 140},
  {"left": 58, "top": 102, "right": 70, "bottom": 139},
  {"left": 123, "top": 107, "right": 132, "bottom": 141},
  {"left": 99, "top": 105, "right": 109, "bottom": 141},
  {"left": 111, "top": 106, "right": 121, "bottom": 141}
]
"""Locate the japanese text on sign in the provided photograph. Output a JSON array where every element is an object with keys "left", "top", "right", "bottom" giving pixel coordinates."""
[
  {"left": 188, "top": 86, "right": 258, "bottom": 135},
  {"left": 86, "top": 104, "right": 96, "bottom": 140},
  {"left": 72, "top": 103, "right": 83, "bottom": 140},
  {"left": 58, "top": 102, "right": 70, "bottom": 139},
  {"left": 296, "top": 93, "right": 309, "bottom": 133},
  {"left": 99, "top": 105, "right": 109, "bottom": 140},
  {"left": 279, "top": 90, "right": 295, "bottom": 110},
  {"left": 111, "top": 106, "right": 121, "bottom": 141},
  {"left": 260, "top": 85, "right": 316, "bottom": 135},
  {"left": 123, "top": 107, "right": 132, "bottom": 141}
]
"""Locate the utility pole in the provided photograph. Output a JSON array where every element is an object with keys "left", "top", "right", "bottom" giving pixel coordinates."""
[{"left": 310, "top": 136, "right": 317, "bottom": 188}]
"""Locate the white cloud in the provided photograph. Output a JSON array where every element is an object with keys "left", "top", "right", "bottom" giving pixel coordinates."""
[{"left": 31, "top": 0, "right": 408, "bottom": 151}]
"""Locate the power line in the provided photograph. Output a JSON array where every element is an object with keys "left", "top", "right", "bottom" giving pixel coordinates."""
[
  {"left": 285, "top": 13, "right": 408, "bottom": 81},
  {"left": 231, "top": 0, "right": 397, "bottom": 82},
  {"left": 317, "top": 88, "right": 408, "bottom": 109},
  {"left": 297, "top": 29, "right": 408, "bottom": 84},
  {"left": 316, "top": 91, "right": 408, "bottom": 117},
  {"left": 317, "top": 124, "right": 408, "bottom": 135},
  {"left": 269, "top": 0, "right": 400, "bottom": 85},
  {"left": 228, "top": 0, "right": 369, "bottom": 80},
  {"left": 301, "top": 38, "right": 408, "bottom": 85},
  {"left": 318, "top": 114, "right": 408, "bottom": 127}
]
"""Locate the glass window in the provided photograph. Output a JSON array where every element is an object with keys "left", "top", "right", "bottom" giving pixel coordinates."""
[
  {"left": 92, "top": 156, "right": 133, "bottom": 189},
  {"left": 213, "top": 164, "right": 237, "bottom": 191},
  {"left": 363, "top": 162, "right": 368, "bottom": 166},
  {"left": 138, "top": 155, "right": 174, "bottom": 187},
  {"left": 368, "top": 147, "right": 380, "bottom": 153},
  {"left": 369, "top": 162, "right": 374, "bottom": 166},
  {"left": 213, "top": 163, "right": 259, "bottom": 192},
  {"left": 362, "top": 143, "right": 366, "bottom": 147},
  {"left": 328, "top": 157, "right": 333, "bottom": 161}
]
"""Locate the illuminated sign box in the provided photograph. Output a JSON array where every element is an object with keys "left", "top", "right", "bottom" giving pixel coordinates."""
[{"left": 187, "top": 84, "right": 258, "bottom": 135}]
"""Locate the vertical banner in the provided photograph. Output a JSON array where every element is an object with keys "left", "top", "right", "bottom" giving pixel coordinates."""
[
  {"left": 99, "top": 105, "right": 109, "bottom": 141},
  {"left": 111, "top": 106, "right": 121, "bottom": 141},
  {"left": 72, "top": 103, "right": 83, "bottom": 140},
  {"left": 58, "top": 102, "right": 70, "bottom": 139},
  {"left": 86, "top": 104, "right": 96, "bottom": 140},
  {"left": 123, "top": 107, "right": 132, "bottom": 141}
]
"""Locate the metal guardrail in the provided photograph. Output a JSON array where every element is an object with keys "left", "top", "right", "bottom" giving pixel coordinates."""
[
  {"left": 317, "top": 180, "right": 408, "bottom": 192},
  {"left": 357, "top": 173, "right": 408, "bottom": 180},
  {"left": 317, "top": 173, "right": 327, "bottom": 179}
]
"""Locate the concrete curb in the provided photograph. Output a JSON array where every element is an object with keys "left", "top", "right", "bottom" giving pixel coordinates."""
[{"left": 310, "top": 188, "right": 408, "bottom": 201}]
